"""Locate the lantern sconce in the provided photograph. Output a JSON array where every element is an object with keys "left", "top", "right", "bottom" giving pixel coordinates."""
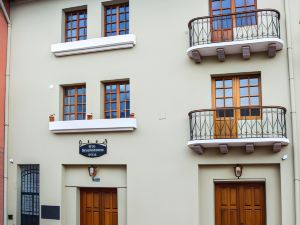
[
  {"left": 88, "top": 165, "right": 97, "bottom": 181},
  {"left": 234, "top": 164, "right": 243, "bottom": 179}
]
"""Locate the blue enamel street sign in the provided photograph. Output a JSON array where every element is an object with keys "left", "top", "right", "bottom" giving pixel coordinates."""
[{"left": 79, "top": 140, "right": 107, "bottom": 158}]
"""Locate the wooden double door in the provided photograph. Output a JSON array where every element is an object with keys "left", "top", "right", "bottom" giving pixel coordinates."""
[
  {"left": 215, "top": 182, "right": 266, "bottom": 225},
  {"left": 80, "top": 188, "right": 118, "bottom": 225}
]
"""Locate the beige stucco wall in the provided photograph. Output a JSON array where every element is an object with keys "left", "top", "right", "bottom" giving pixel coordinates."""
[{"left": 6, "top": 0, "right": 296, "bottom": 225}]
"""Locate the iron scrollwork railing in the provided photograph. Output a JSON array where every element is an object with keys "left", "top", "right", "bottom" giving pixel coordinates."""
[
  {"left": 188, "top": 9, "right": 281, "bottom": 47},
  {"left": 189, "top": 106, "right": 287, "bottom": 140}
]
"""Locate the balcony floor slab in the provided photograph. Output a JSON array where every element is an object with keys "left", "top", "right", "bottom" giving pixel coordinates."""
[
  {"left": 187, "top": 38, "right": 283, "bottom": 59},
  {"left": 188, "top": 137, "right": 289, "bottom": 149}
]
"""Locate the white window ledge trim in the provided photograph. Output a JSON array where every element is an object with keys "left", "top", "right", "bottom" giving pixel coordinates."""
[
  {"left": 49, "top": 118, "right": 137, "bottom": 133},
  {"left": 187, "top": 137, "right": 289, "bottom": 149},
  {"left": 187, "top": 37, "right": 283, "bottom": 57},
  {"left": 51, "top": 34, "right": 136, "bottom": 57}
]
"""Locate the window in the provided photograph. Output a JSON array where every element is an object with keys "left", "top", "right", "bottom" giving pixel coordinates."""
[
  {"left": 104, "top": 81, "right": 130, "bottom": 119},
  {"left": 21, "top": 165, "right": 40, "bottom": 225},
  {"left": 212, "top": 75, "right": 261, "bottom": 118},
  {"left": 65, "top": 10, "right": 87, "bottom": 42},
  {"left": 63, "top": 85, "right": 86, "bottom": 120},
  {"left": 210, "top": 0, "right": 257, "bottom": 27},
  {"left": 104, "top": 3, "right": 129, "bottom": 37}
]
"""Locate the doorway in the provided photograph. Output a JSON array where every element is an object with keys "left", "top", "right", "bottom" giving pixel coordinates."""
[
  {"left": 215, "top": 182, "right": 266, "bottom": 225},
  {"left": 80, "top": 188, "right": 118, "bottom": 225}
]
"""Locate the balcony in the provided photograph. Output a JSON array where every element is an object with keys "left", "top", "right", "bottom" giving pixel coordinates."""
[
  {"left": 188, "top": 106, "right": 289, "bottom": 154},
  {"left": 187, "top": 9, "right": 283, "bottom": 63}
]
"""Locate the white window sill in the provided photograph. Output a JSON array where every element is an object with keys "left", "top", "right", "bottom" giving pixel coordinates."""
[
  {"left": 49, "top": 118, "right": 137, "bottom": 133},
  {"left": 51, "top": 34, "right": 136, "bottom": 57}
]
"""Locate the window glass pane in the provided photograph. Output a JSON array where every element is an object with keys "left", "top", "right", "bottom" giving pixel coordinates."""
[
  {"left": 79, "top": 20, "right": 86, "bottom": 27},
  {"left": 78, "top": 105, "right": 82, "bottom": 112},
  {"left": 72, "top": 21, "right": 77, "bottom": 28},
  {"left": 70, "top": 106, "right": 75, "bottom": 113},
  {"left": 240, "top": 87, "right": 248, "bottom": 96},
  {"left": 120, "top": 6, "right": 125, "bottom": 13},
  {"left": 240, "top": 108, "right": 250, "bottom": 117},
  {"left": 111, "top": 94, "right": 117, "bottom": 101},
  {"left": 112, "top": 103, "right": 117, "bottom": 110},
  {"left": 106, "top": 25, "right": 111, "bottom": 32},
  {"left": 112, "top": 8, "right": 117, "bottom": 14},
  {"left": 64, "top": 97, "right": 69, "bottom": 105},
  {"left": 216, "top": 81, "right": 223, "bottom": 88},
  {"left": 224, "top": 80, "right": 232, "bottom": 88},
  {"left": 112, "top": 24, "right": 117, "bottom": 31},
  {"left": 225, "top": 98, "right": 233, "bottom": 107},
  {"left": 72, "top": 29, "right": 76, "bottom": 36},
  {"left": 106, "top": 94, "right": 110, "bottom": 101},
  {"left": 79, "top": 29, "right": 85, "bottom": 36},
  {"left": 216, "top": 89, "right": 223, "bottom": 98},
  {"left": 70, "top": 114, "right": 75, "bottom": 120},
  {"left": 212, "top": 0, "right": 221, "bottom": 10},
  {"left": 120, "top": 93, "right": 125, "bottom": 101},
  {"left": 120, "top": 111, "right": 125, "bottom": 118},
  {"left": 235, "top": 0, "right": 245, "bottom": 7},
  {"left": 126, "top": 101, "right": 130, "bottom": 109},
  {"left": 120, "top": 85, "right": 125, "bottom": 92},
  {"left": 126, "top": 93, "right": 130, "bottom": 100},
  {"left": 64, "top": 106, "right": 69, "bottom": 113},
  {"left": 120, "top": 14, "right": 125, "bottom": 21},
  {"left": 240, "top": 79, "right": 248, "bottom": 86},
  {"left": 64, "top": 115, "right": 69, "bottom": 120},
  {"left": 222, "top": 0, "right": 231, "bottom": 8},
  {"left": 120, "top": 22, "right": 125, "bottom": 29},
  {"left": 216, "top": 99, "right": 224, "bottom": 107},
  {"left": 112, "top": 111, "right": 117, "bottom": 118},
  {"left": 112, "top": 15, "right": 117, "bottom": 23},
  {"left": 225, "top": 89, "right": 232, "bottom": 97},
  {"left": 126, "top": 111, "right": 130, "bottom": 117},
  {"left": 250, "top": 97, "right": 259, "bottom": 105},
  {"left": 78, "top": 114, "right": 84, "bottom": 120},
  {"left": 120, "top": 102, "right": 125, "bottom": 110},
  {"left": 126, "top": 84, "right": 130, "bottom": 91},
  {"left": 250, "top": 87, "right": 258, "bottom": 95},
  {"left": 78, "top": 96, "right": 83, "bottom": 104},
  {"left": 112, "top": 85, "right": 117, "bottom": 92},
  {"left": 246, "top": 0, "right": 254, "bottom": 4},
  {"left": 70, "top": 97, "right": 75, "bottom": 104},
  {"left": 240, "top": 97, "right": 249, "bottom": 106},
  {"left": 250, "top": 78, "right": 258, "bottom": 86},
  {"left": 106, "top": 103, "right": 110, "bottom": 111},
  {"left": 105, "top": 112, "right": 110, "bottom": 118}
]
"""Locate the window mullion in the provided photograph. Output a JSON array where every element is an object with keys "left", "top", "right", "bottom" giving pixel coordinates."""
[{"left": 117, "top": 84, "right": 121, "bottom": 118}]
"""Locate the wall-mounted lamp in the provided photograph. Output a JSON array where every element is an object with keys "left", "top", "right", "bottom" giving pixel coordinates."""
[
  {"left": 234, "top": 164, "right": 243, "bottom": 179},
  {"left": 88, "top": 165, "right": 97, "bottom": 180}
]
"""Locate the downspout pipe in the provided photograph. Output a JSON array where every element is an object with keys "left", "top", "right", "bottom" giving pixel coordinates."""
[
  {"left": 284, "top": 1, "right": 300, "bottom": 225},
  {"left": 0, "top": 2, "right": 10, "bottom": 225}
]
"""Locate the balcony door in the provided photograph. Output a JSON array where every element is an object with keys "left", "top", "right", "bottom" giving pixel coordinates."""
[
  {"left": 212, "top": 75, "right": 261, "bottom": 139},
  {"left": 215, "top": 182, "right": 266, "bottom": 225},
  {"left": 210, "top": 0, "right": 257, "bottom": 43}
]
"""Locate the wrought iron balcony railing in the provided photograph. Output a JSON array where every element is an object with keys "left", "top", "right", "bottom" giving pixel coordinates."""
[
  {"left": 189, "top": 106, "right": 287, "bottom": 141},
  {"left": 188, "top": 9, "right": 281, "bottom": 47}
]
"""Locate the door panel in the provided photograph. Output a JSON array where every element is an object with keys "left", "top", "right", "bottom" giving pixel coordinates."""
[
  {"left": 81, "top": 189, "right": 118, "bottom": 225},
  {"left": 210, "top": 0, "right": 233, "bottom": 42},
  {"left": 215, "top": 183, "right": 265, "bottom": 225},
  {"left": 213, "top": 78, "right": 237, "bottom": 139}
]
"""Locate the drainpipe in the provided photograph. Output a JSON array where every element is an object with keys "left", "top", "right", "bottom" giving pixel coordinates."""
[
  {"left": 0, "top": 1, "right": 10, "bottom": 225},
  {"left": 284, "top": 1, "right": 300, "bottom": 225}
]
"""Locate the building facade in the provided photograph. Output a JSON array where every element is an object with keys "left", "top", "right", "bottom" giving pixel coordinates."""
[
  {"left": 5, "top": 0, "right": 300, "bottom": 225},
  {"left": 0, "top": 1, "right": 9, "bottom": 225}
]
